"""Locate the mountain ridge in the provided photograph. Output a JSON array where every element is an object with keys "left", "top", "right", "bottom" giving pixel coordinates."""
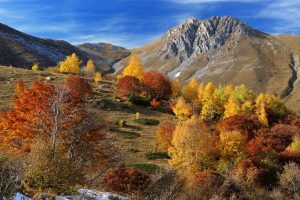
[{"left": 113, "top": 16, "right": 300, "bottom": 113}]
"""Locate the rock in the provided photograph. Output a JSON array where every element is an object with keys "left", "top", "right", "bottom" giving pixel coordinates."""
[{"left": 161, "top": 16, "right": 266, "bottom": 61}]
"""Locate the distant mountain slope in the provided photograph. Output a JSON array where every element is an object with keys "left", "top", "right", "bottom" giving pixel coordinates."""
[
  {"left": 0, "top": 23, "right": 90, "bottom": 68},
  {"left": 114, "top": 16, "right": 300, "bottom": 113},
  {"left": 78, "top": 43, "right": 130, "bottom": 71},
  {"left": 0, "top": 23, "right": 130, "bottom": 71}
]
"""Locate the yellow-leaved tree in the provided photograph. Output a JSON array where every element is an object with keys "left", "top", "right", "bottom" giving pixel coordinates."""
[
  {"left": 224, "top": 95, "right": 241, "bottom": 118},
  {"left": 122, "top": 55, "right": 145, "bottom": 80},
  {"left": 183, "top": 78, "right": 199, "bottom": 102},
  {"left": 168, "top": 116, "right": 214, "bottom": 174},
  {"left": 32, "top": 64, "right": 39, "bottom": 71},
  {"left": 59, "top": 53, "right": 81, "bottom": 74},
  {"left": 286, "top": 135, "right": 300, "bottom": 153},
  {"left": 84, "top": 59, "right": 95, "bottom": 77},
  {"left": 94, "top": 72, "right": 102, "bottom": 84},
  {"left": 256, "top": 93, "right": 269, "bottom": 127},
  {"left": 172, "top": 97, "right": 193, "bottom": 120},
  {"left": 197, "top": 83, "right": 205, "bottom": 107},
  {"left": 217, "top": 130, "right": 245, "bottom": 171},
  {"left": 200, "top": 82, "right": 216, "bottom": 121},
  {"left": 171, "top": 79, "right": 180, "bottom": 99}
]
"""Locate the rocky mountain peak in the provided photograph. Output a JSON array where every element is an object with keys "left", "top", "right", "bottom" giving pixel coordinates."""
[{"left": 162, "top": 16, "right": 267, "bottom": 61}]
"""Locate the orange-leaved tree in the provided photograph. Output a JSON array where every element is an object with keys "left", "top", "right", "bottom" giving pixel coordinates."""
[
  {"left": 143, "top": 71, "right": 172, "bottom": 100},
  {"left": 0, "top": 77, "right": 93, "bottom": 155}
]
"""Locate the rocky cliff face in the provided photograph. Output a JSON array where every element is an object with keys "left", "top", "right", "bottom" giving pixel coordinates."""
[{"left": 161, "top": 16, "right": 266, "bottom": 61}]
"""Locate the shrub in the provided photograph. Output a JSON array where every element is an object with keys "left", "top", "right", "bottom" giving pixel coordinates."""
[
  {"left": 156, "top": 121, "right": 176, "bottom": 151},
  {"left": 127, "top": 163, "right": 160, "bottom": 174},
  {"left": 104, "top": 165, "right": 151, "bottom": 194},
  {"left": 145, "top": 151, "right": 170, "bottom": 160},
  {"left": 117, "top": 76, "right": 142, "bottom": 97},
  {"left": 23, "top": 141, "right": 84, "bottom": 195},
  {"left": 143, "top": 71, "right": 172, "bottom": 100},
  {"left": 216, "top": 114, "right": 263, "bottom": 140},
  {"left": 113, "top": 130, "right": 140, "bottom": 139},
  {"left": 267, "top": 124, "right": 300, "bottom": 152},
  {"left": 64, "top": 76, "right": 92, "bottom": 102},
  {"left": 278, "top": 162, "right": 300, "bottom": 197},
  {"left": 127, "top": 148, "right": 140, "bottom": 153},
  {"left": 128, "top": 93, "right": 152, "bottom": 106},
  {"left": 134, "top": 118, "right": 160, "bottom": 126},
  {"left": 0, "top": 156, "right": 22, "bottom": 199},
  {"left": 150, "top": 98, "right": 160, "bottom": 108}
]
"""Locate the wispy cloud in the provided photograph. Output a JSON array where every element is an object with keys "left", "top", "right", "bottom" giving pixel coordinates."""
[
  {"left": 258, "top": 0, "right": 300, "bottom": 33},
  {"left": 165, "top": 0, "right": 265, "bottom": 4}
]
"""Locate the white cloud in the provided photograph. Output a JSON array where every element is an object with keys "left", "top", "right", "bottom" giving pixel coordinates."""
[
  {"left": 165, "top": 0, "right": 264, "bottom": 4},
  {"left": 258, "top": 0, "right": 300, "bottom": 33}
]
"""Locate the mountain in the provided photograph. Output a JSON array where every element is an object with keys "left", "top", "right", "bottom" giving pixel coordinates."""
[
  {"left": 114, "top": 16, "right": 300, "bottom": 113},
  {"left": 77, "top": 43, "right": 130, "bottom": 71},
  {"left": 0, "top": 23, "right": 129, "bottom": 71}
]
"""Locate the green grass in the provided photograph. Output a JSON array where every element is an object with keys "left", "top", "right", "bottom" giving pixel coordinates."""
[
  {"left": 127, "top": 148, "right": 140, "bottom": 153},
  {"left": 113, "top": 129, "right": 140, "bottom": 139},
  {"left": 134, "top": 118, "right": 160, "bottom": 126},
  {"left": 145, "top": 151, "right": 170, "bottom": 160},
  {"left": 127, "top": 163, "right": 160, "bottom": 174}
]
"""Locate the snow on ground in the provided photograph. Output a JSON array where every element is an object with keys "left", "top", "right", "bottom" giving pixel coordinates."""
[{"left": 14, "top": 189, "right": 127, "bottom": 200}]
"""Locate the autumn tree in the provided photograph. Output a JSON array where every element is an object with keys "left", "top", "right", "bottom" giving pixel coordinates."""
[
  {"left": 172, "top": 97, "right": 193, "bottom": 120},
  {"left": 32, "top": 64, "right": 39, "bottom": 71},
  {"left": 256, "top": 93, "right": 289, "bottom": 126},
  {"left": 183, "top": 78, "right": 199, "bottom": 102},
  {"left": 84, "top": 59, "right": 95, "bottom": 77},
  {"left": 15, "top": 81, "right": 27, "bottom": 97},
  {"left": 94, "top": 72, "right": 102, "bottom": 84},
  {"left": 224, "top": 95, "right": 241, "bottom": 118},
  {"left": 171, "top": 79, "right": 180, "bottom": 99},
  {"left": 122, "top": 55, "right": 145, "bottom": 80},
  {"left": 197, "top": 83, "right": 205, "bottom": 107},
  {"left": 168, "top": 116, "right": 214, "bottom": 174},
  {"left": 117, "top": 76, "right": 142, "bottom": 97},
  {"left": 217, "top": 130, "right": 246, "bottom": 171},
  {"left": 201, "top": 82, "right": 216, "bottom": 121},
  {"left": 64, "top": 76, "right": 92, "bottom": 102},
  {"left": 156, "top": 121, "right": 176, "bottom": 151},
  {"left": 143, "top": 71, "right": 172, "bottom": 100},
  {"left": 233, "top": 84, "right": 255, "bottom": 105},
  {"left": 0, "top": 78, "right": 94, "bottom": 155},
  {"left": 59, "top": 53, "right": 81, "bottom": 74}
]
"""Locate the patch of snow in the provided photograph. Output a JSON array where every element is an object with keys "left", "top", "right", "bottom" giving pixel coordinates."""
[{"left": 14, "top": 193, "right": 32, "bottom": 200}]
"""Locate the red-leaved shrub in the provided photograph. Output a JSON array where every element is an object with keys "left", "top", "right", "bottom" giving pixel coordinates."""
[
  {"left": 64, "top": 76, "right": 92, "bottom": 102},
  {"left": 267, "top": 124, "right": 300, "bottom": 152},
  {"left": 104, "top": 165, "right": 151, "bottom": 194},
  {"left": 143, "top": 71, "right": 172, "bottom": 100},
  {"left": 117, "top": 76, "right": 142, "bottom": 97},
  {"left": 216, "top": 115, "right": 263, "bottom": 140}
]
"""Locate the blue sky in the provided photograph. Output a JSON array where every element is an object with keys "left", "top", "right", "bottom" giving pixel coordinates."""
[{"left": 0, "top": 0, "right": 299, "bottom": 48}]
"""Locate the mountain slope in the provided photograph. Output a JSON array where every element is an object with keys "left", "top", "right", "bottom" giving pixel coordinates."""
[
  {"left": 0, "top": 23, "right": 130, "bottom": 71},
  {"left": 114, "top": 16, "right": 299, "bottom": 112},
  {"left": 0, "top": 23, "right": 91, "bottom": 68},
  {"left": 77, "top": 43, "right": 130, "bottom": 71}
]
